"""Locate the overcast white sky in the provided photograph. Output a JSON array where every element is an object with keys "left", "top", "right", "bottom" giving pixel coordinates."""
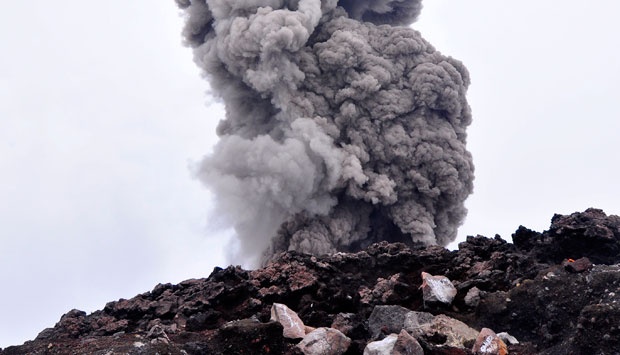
[{"left": 1, "top": 0, "right": 619, "bottom": 348}]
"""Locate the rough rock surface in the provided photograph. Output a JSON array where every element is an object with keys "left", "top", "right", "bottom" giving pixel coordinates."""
[
  {"left": 297, "top": 327, "right": 351, "bottom": 355},
  {"left": 3, "top": 208, "right": 620, "bottom": 354},
  {"left": 364, "top": 330, "right": 424, "bottom": 355},
  {"left": 472, "top": 328, "right": 507, "bottom": 355},
  {"left": 420, "top": 272, "right": 457, "bottom": 305},
  {"left": 271, "top": 303, "right": 307, "bottom": 339}
]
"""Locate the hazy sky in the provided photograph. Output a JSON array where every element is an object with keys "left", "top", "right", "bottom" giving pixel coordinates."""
[{"left": 1, "top": 0, "right": 619, "bottom": 348}]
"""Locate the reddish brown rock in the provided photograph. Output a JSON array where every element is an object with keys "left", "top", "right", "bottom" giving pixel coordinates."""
[
  {"left": 472, "top": 328, "right": 507, "bottom": 355},
  {"left": 563, "top": 257, "right": 593, "bottom": 273},
  {"left": 393, "top": 330, "right": 424, "bottom": 355},
  {"left": 360, "top": 274, "right": 409, "bottom": 305}
]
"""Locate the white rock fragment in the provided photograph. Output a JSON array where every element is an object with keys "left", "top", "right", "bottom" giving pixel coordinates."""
[
  {"left": 364, "top": 330, "right": 423, "bottom": 355},
  {"left": 421, "top": 272, "right": 457, "bottom": 305},
  {"left": 270, "top": 303, "right": 306, "bottom": 339},
  {"left": 297, "top": 327, "right": 351, "bottom": 355},
  {"left": 364, "top": 333, "right": 398, "bottom": 355},
  {"left": 497, "top": 331, "right": 519, "bottom": 345}
]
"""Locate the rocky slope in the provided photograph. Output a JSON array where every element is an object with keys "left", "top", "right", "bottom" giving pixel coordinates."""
[{"left": 3, "top": 208, "right": 620, "bottom": 354}]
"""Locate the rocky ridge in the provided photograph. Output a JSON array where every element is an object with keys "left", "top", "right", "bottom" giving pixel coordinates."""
[{"left": 3, "top": 208, "right": 620, "bottom": 354}]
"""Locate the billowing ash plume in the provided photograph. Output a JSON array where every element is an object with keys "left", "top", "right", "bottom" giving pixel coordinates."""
[{"left": 176, "top": 0, "right": 474, "bottom": 267}]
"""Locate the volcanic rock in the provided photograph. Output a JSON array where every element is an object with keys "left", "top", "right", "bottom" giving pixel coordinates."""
[
  {"left": 465, "top": 286, "right": 482, "bottom": 308},
  {"left": 563, "top": 256, "right": 593, "bottom": 273},
  {"left": 3, "top": 209, "right": 620, "bottom": 354},
  {"left": 496, "top": 332, "right": 519, "bottom": 345},
  {"left": 420, "top": 272, "right": 457, "bottom": 306},
  {"left": 367, "top": 305, "right": 412, "bottom": 340},
  {"left": 364, "top": 330, "right": 423, "bottom": 355},
  {"left": 472, "top": 328, "right": 507, "bottom": 355},
  {"left": 297, "top": 327, "right": 351, "bottom": 355},
  {"left": 406, "top": 313, "right": 479, "bottom": 349},
  {"left": 365, "top": 334, "right": 400, "bottom": 355},
  {"left": 271, "top": 303, "right": 306, "bottom": 339},
  {"left": 392, "top": 330, "right": 424, "bottom": 355},
  {"left": 513, "top": 208, "right": 620, "bottom": 264}
]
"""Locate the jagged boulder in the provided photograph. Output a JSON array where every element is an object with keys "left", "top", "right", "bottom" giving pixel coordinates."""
[
  {"left": 420, "top": 272, "right": 457, "bottom": 306},
  {"left": 297, "top": 327, "right": 351, "bottom": 355},
  {"left": 271, "top": 303, "right": 307, "bottom": 339}
]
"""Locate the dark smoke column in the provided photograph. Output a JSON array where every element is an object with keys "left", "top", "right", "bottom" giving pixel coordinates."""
[{"left": 176, "top": 0, "right": 474, "bottom": 267}]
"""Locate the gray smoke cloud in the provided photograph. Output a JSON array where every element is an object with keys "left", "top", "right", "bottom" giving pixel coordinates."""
[{"left": 176, "top": 0, "right": 474, "bottom": 267}]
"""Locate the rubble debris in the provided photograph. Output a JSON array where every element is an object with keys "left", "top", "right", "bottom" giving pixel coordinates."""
[
  {"left": 359, "top": 274, "right": 409, "bottom": 304},
  {"left": 4, "top": 209, "right": 620, "bottom": 354}
]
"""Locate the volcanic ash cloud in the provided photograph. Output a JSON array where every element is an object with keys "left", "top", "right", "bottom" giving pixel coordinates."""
[{"left": 176, "top": 0, "right": 474, "bottom": 267}]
